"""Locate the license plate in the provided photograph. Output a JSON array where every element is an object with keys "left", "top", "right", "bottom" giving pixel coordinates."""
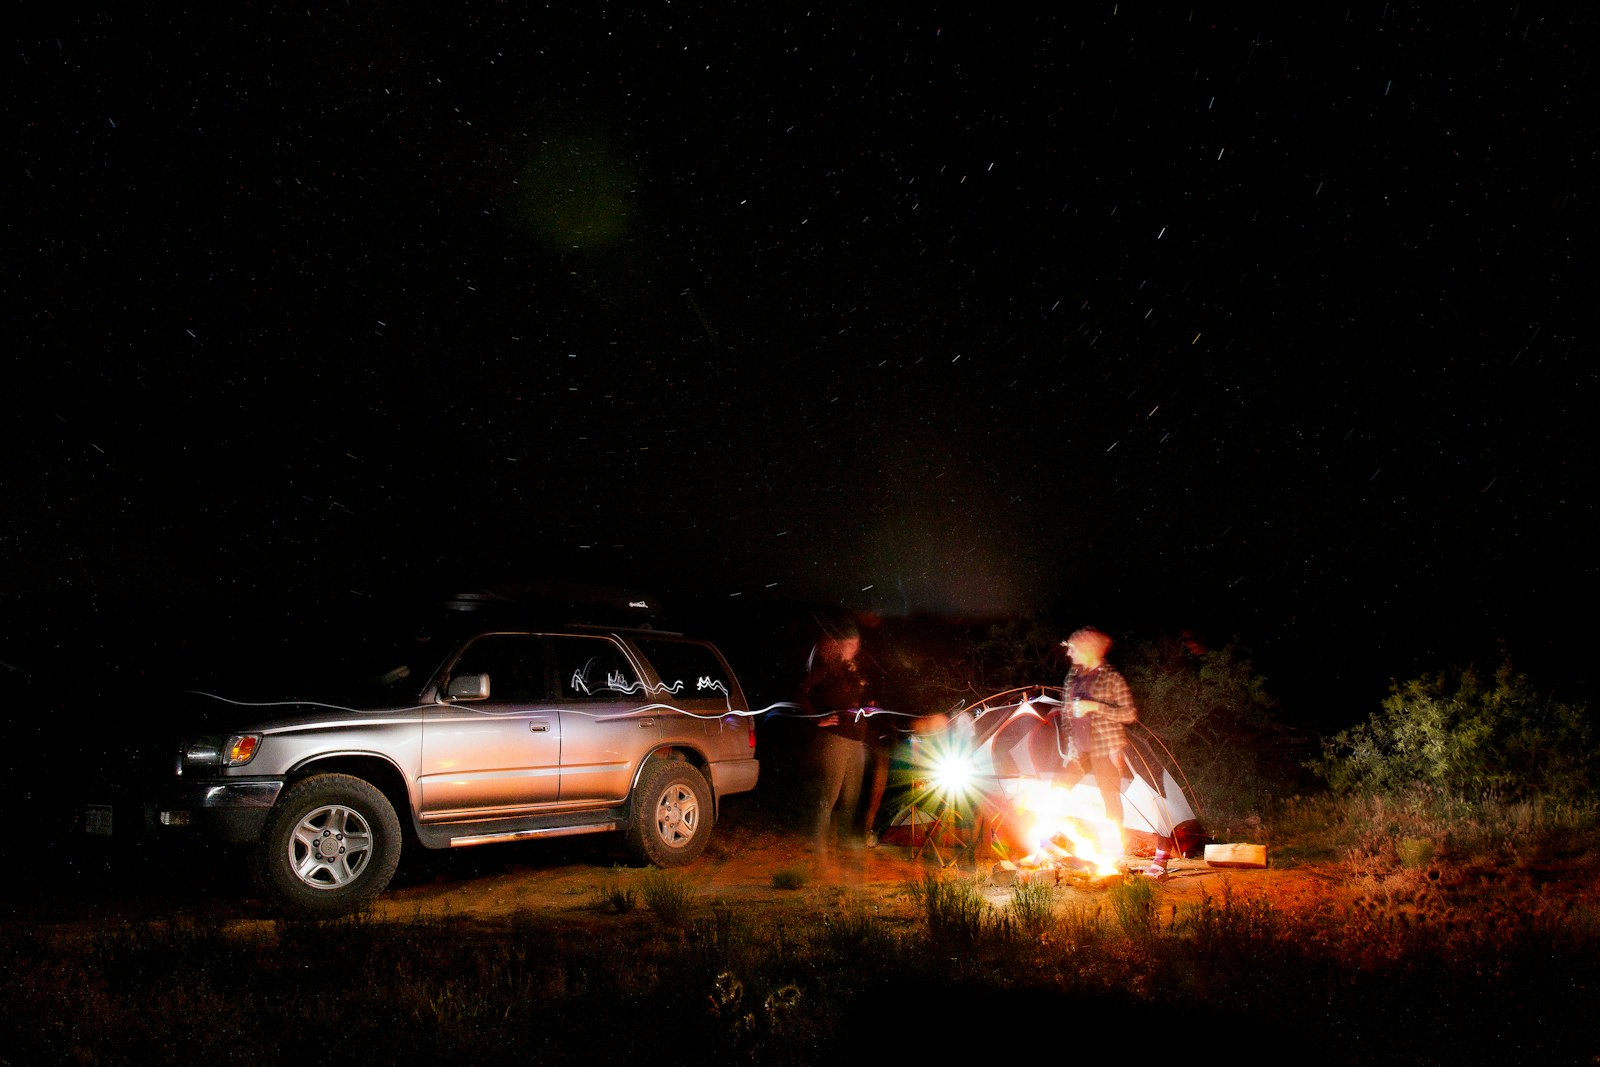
[{"left": 85, "top": 804, "right": 113, "bottom": 836}]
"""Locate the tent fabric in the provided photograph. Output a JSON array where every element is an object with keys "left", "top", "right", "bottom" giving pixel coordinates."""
[
  {"left": 960, "top": 692, "right": 1208, "bottom": 856},
  {"left": 878, "top": 804, "right": 972, "bottom": 848}
]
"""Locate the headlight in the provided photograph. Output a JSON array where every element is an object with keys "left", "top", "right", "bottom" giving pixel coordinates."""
[{"left": 180, "top": 734, "right": 262, "bottom": 772}]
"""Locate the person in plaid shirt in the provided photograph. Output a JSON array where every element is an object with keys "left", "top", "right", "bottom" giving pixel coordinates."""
[{"left": 1058, "top": 626, "right": 1168, "bottom": 876}]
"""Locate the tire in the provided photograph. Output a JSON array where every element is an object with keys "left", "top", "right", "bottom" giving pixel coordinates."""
[
  {"left": 254, "top": 774, "right": 402, "bottom": 918},
  {"left": 625, "top": 760, "right": 713, "bottom": 868}
]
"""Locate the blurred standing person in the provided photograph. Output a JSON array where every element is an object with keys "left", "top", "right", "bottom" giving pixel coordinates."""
[
  {"left": 853, "top": 612, "right": 901, "bottom": 848},
  {"left": 799, "top": 621, "right": 872, "bottom": 855},
  {"left": 1057, "top": 626, "right": 1168, "bottom": 876},
  {"left": 860, "top": 712, "right": 896, "bottom": 848}
]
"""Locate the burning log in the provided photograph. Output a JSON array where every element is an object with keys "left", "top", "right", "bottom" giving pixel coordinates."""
[{"left": 989, "top": 860, "right": 1059, "bottom": 887}]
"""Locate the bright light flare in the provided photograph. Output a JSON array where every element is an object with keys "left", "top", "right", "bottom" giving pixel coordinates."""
[
  {"left": 930, "top": 751, "right": 975, "bottom": 795},
  {"left": 912, "top": 734, "right": 983, "bottom": 808}
]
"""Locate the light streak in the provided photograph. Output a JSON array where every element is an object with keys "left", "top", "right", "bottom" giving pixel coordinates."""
[
  {"left": 188, "top": 690, "right": 804, "bottom": 722},
  {"left": 188, "top": 693, "right": 439, "bottom": 715}
]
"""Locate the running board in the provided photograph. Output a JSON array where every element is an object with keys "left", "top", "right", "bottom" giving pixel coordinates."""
[{"left": 447, "top": 820, "right": 619, "bottom": 848}]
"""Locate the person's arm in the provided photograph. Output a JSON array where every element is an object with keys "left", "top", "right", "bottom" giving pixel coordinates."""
[
  {"left": 799, "top": 666, "right": 841, "bottom": 726},
  {"left": 1083, "top": 669, "right": 1137, "bottom": 723}
]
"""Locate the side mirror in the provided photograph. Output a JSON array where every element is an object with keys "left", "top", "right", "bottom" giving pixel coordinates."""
[{"left": 445, "top": 672, "right": 490, "bottom": 701}]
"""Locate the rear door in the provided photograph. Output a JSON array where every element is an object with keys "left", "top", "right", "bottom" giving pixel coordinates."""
[
  {"left": 548, "top": 635, "right": 660, "bottom": 804},
  {"left": 629, "top": 634, "right": 749, "bottom": 757}
]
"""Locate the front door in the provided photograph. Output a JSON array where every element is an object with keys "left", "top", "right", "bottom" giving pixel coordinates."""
[{"left": 417, "top": 633, "right": 562, "bottom": 820}]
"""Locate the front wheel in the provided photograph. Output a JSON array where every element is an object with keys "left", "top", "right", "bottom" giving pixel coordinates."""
[
  {"left": 254, "top": 774, "right": 402, "bottom": 918},
  {"left": 625, "top": 761, "right": 713, "bottom": 867}
]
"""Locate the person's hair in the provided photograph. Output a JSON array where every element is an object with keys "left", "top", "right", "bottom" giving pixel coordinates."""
[{"left": 1067, "top": 627, "right": 1113, "bottom": 656}]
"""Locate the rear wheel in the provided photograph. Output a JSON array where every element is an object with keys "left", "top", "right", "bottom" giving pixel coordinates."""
[
  {"left": 254, "top": 774, "right": 402, "bottom": 918},
  {"left": 625, "top": 761, "right": 713, "bottom": 867}
]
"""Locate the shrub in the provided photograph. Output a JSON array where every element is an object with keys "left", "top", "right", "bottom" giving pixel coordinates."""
[
  {"left": 1312, "top": 661, "right": 1595, "bottom": 801},
  {"left": 1176, "top": 881, "right": 1279, "bottom": 949},
  {"left": 819, "top": 897, "right": 895, "bottom": 960},
  {"left": 1126, "top": 635, "right": 1303, "bottom": 820},
  {"left": 1396, "top": 836, "right": 1435, "bottom": 869},
  {"left": 1055, "top": 901, "right": 1106, "bottom": 951}
]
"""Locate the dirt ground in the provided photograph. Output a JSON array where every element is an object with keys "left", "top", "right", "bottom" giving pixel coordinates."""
[
  {"left": 112, "top": 798, "right": 1351, "bottom": 934},
  {"left": 365, "top": 809, "right": 1348, "bottom": 930}
]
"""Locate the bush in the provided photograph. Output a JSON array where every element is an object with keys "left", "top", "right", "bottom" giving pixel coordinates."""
[
  {"left": 1126, "top": 635, "right": 1304, "bottom": 820},
  {"left": 1312, "top": 661, "right": 1595, "bottom": 801},
  {"left": 1266, "top": 789, "right": 1600, "bottom": 873},
  {"left": 1175, "top": 881, "right": 1279, "bottom": 953}
]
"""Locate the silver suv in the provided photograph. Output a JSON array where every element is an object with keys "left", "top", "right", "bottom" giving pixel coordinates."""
[{"left": 160, "top": 621, "right": 759, "bottom": 917}]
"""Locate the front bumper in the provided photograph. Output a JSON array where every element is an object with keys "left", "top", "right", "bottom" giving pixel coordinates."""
[{"left": 159, "top": 778, "right": 285, "bottom": 844}]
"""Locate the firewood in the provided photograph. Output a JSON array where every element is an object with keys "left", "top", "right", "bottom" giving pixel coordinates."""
[{"left": 1204, "top": 842, "right": 1267, "bottom": 869}]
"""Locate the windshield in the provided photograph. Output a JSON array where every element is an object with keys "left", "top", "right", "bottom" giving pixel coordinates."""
[{"left": 155, "top": 600, "right": 457, "bottom": 708}]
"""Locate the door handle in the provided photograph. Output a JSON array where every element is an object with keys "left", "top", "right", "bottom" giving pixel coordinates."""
[
  {"left": 529, "top": 721, "right": 551, "bottom": 733},
  {"left": 638, "top": 717, "right": 656, "bottom": 729}
]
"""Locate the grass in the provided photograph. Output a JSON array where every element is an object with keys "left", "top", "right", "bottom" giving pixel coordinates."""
[
  {"left": 770, "top": 865, "right": 808, "bottom": 890},
  {"left": 1106, "top": 871, "right": 1160, "bottom": 942},
  {"left": 638, "top": 867, "right": 698, "bottom": 926},
  {"left": 906, "top": 871, "right": 993, "bottom": 951},
  {"left": 588, "top": 867, "right": 638, "bottom": 914},
  {"left": 1006, "top": 877, "right": 1056, "bottom": 939},
  {"left": 1264, "top": 789, "right": 1600, "bottom": 870},
  {"left": 9, "top": 872, "right": 1597, "bottom": 1066},
  {"left": 7, "top": 788, "right": 1600, "bottom": 1065}
]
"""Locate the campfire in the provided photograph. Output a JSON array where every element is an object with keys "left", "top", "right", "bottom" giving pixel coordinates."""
[
  {"left": 889, "top": 690, "right": 1207, "bottom": 882},
  {"left": 1005, "top": 778, "right": 1125, "bottom": 877},
  {"left": 895, "top": 711, "right": 1133, "bottom": 879}
]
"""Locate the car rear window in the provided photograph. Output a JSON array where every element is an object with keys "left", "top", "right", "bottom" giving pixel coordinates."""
[{"left": 630, "top": 637, "right": 737, "bottom": 707}]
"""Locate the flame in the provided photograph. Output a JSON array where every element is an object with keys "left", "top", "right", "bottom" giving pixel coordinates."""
[{"left": 1009, "top": 778, "right": 1123, "bottom": 876}]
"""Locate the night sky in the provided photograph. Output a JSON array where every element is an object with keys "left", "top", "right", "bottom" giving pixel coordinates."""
[{"left": 11, "top": 5, "right": 1598, "bottom": 724}]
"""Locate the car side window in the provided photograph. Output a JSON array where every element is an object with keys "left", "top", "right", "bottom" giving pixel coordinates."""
[
  {"left": 448, "top": 634, "right": 549, "bottom": 703},
  {"left": 629, "top": 637, "right": 733, "bottom": 704},
  {"left": 552, "top": 636, "right": 642, "bottom": 701}
]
